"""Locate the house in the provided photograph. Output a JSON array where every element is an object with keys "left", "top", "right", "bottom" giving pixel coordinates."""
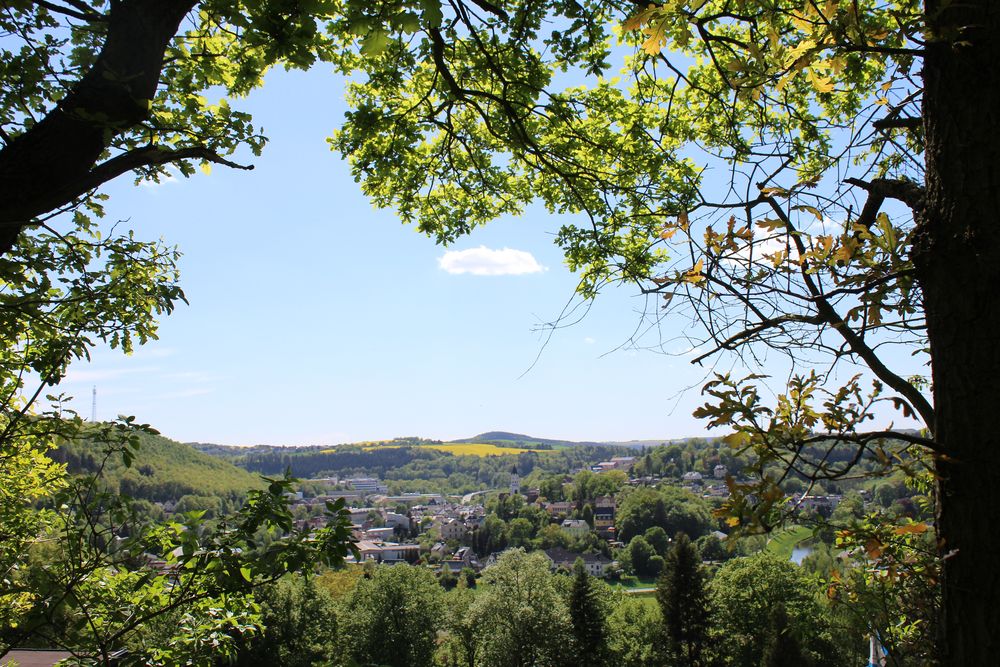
[
  {"left": 594, "top": 496, "right": 616, "bottom": 536},
  {"left": 682, "top": 471, "right": 704, "bottom": 484},
  {"left": 714, "top": 464, "right": 728, "bottom": 479},
  {"left": 610, "top": 456, "right": 635, "bottom": 470},
  {"left": 439, "top": 518, "right": 467, "bottom": 541},
  {"left": 363, "top": 526, "right": 396, "bottom": 541},
  {"left": 543, "top": 548, "right": 613, "bottom": 578},
  {"left": 545, "top": 501, "right": 575, "bottom": 516},
  {"left": 354, "top": 540, "right": 420, "bottom": 564}
]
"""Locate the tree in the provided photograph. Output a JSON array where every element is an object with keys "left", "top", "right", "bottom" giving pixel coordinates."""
[
  {"left": 643, "top": 526, "right": 670, "bottom": 557},
  {"left": 617, "top": 487, "right": 713, "bottom": 543},
  {"left": 568, "top": 559, "right": 611, "bottom": 667},
  {"left": 709, "top": 553, "right": 841, "bottom": 667},
  {"left": 470, "top": 549, "right": 572, "bottom": 667},
  {"left": 623, "top": 535, "right": 658, "bottom": 578},
  {"left": 655, "top": 533, "right": 709, "bottom": 667},
  {"left": 342, "top": 564, "right": 445, "bottom": 667},
  {"left": 7, "top": 1, "right": 1000, "bottom": 657},
  {"left": 759, "top": 603, "right": 811, "bottom": 667},
  {"left": 232, "top": 574, "right": 343, "bottom": 667},
  {"left": 331, "top": 0, "right": 998, "bottom": 658},
  {"left": 607, "top": 596, "right": 662, "bottom": 667}
]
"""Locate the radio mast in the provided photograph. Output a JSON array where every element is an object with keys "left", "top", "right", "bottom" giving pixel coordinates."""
[{"left": 91, "top": 385, "right": 97, "bottom": 422}]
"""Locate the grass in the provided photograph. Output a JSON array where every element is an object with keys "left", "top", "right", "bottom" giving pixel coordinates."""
[
  {"left": 608, "top": 577, "right": 658, "bottom": 590},
  {"left": 765, "top": 525, "right": 813, "bottom": 560}
]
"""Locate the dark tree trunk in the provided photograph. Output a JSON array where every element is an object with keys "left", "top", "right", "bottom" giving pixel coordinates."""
[
  {"left": 917, "top": 0, "right": 1000, "bottom": 662},
  {"left": 0, "top": 0, "right": 195, "bottom": 254}
]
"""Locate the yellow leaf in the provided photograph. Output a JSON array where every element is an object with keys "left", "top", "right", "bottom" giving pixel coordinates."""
[
  {"left": 726, "top": 516, "right": 740, "bottom": 527},
  {"left": 682, "top": 258, "right": 705, "bottom": 284},
  {"left": 660, "top": 228, "right": 677, "bottom": 240},
  {"left": 865, "top": 538, "right": 883, "bottom": 559},
  {"left": 200, "top": 161, "right": 212, "bottom": 175},
  {"left": 893, "top": 523, "right": 929, "bottom": 536},
  {"left": 756, "top": 217, "right": 785, "bottom": 231},
  {"left": 807, "top": 69, "right": 835, "bottom": 93},
  {"left": 764, "top": 250, "right": 787, "bottom": 267},
  {"left": 677, "top": 210, "right": 690, "bottom": 230},
  {"left": 722, "top": 432, "right": 749, "bottom": 447}
]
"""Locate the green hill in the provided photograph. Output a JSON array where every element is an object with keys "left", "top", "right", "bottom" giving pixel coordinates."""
[{"left": 51, "top": 427, "right": 265, "bottom": 502}]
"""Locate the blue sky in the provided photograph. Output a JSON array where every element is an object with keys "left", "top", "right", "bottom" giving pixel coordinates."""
[
  {"left": 53, "top": 66, "right": 918, "bottom": 446},
  {"left": 52, "top": 67, "right": 719, "bottom": 445}
]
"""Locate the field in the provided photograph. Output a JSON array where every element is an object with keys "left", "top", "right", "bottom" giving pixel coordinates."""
[
  {"left": 764, "top": 525, "right": 813, "bottom": 560},
  {"left": 358, "top": 442, "right": 547, "bottom": 457}
]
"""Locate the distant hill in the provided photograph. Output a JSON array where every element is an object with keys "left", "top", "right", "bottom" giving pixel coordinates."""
[
  {"left": 52, "top": 428, "right": 265, "bottom": 502},
  {"left": 452, "top": 431, "right": 608, "bottom": 448}
]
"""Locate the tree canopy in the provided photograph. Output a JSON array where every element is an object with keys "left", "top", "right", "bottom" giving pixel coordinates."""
[{"left": 2, "top": 0, "right": 999, "bottom": 660}]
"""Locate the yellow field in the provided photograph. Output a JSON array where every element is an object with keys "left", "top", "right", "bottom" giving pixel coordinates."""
[
  {"left": 352, "top": 442, "right": 544, "bottom": 457},
  {"left": 425, "top": 443, "right": 543, "bottom": 456}
]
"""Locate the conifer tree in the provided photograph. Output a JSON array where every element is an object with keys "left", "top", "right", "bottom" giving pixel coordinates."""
[
  {"left": 656, "top": 532, "right": 710, "bottom": 666},
  {"left": 568, "top": 559, "right": 610, "bottom": 667},
  {"left": 760, "top": 603, "right": 811, "bottom": 667}
]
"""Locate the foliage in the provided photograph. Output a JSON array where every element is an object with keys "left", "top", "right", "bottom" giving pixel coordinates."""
[
  {"left": 0, "top": 221, "right": 355, "bottom": 662},
  {"left": 470, "top": 549, "right": 573, "bottom": 667},
  {"left": 607, "top": 595, "right": 661, "bottom": 667},
  {"left": 568, "top": 559, "right": 611, "bottom": 667},
  {"left": 656, "top": 533, "right": 710, "bottom": 666},
  {"left": 231, "top": 574, "right": 342, "bottom": 667},
  {"left": 759, "top": 603, "right": 810, "bottom": 667},
  {"left": 52, "top": 429, "right": 265, "bottom": 503},
  {"left": 342, "top": 564, "right": 445, "bottom": 667},
  {"left": 617, "top": 486, "right": 715, "bottom": 543},
  {"left": 708, "top": 553, "right": 844, "bottom": 667}
]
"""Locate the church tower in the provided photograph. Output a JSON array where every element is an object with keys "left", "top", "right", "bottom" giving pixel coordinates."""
[{"left": 510, "top": 466, "right": 520, "bottom": 496}]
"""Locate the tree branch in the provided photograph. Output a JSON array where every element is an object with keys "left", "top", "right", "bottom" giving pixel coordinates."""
[
  {"left": 845, "top": 177, "right": 925, "bottom": 222},
  {"left": 761, "top": 194, "right": 935, "bottom": 429}
]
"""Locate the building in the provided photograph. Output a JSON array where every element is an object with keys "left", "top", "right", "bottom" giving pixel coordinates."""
[
  {"left": 385, "top": 511, "right": 411, "bottom": 530},
  {"left": 543, "top": 548, "right": 613, "bottom": 578},
  {"left": 714, "top": 464, "right": 728, "bottom": 479},
  {"left": 510, "top": 466, "right": 520, "bottom": 496},
  {"left": 346, "top": 478, "right": 388, "bottom": 495},
  {"left": 594, "top": 496, "right": 616, "bottom": 537},
  {"left": 354, "top": 540, "right": 421, "bottom": 564},
  {"left": 439, "top": 518, "right": 467, "bottom": 541},
  {"left": 682, "top": 471, "right": 704, "bottom": 484}
]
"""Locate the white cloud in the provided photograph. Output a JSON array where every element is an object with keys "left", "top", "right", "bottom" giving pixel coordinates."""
[
  {"left": 583, "top": 337, "right": 596, "bottom": 345},
  {"left": 438, "top": 246, "right": 545, "bottom": 276}
]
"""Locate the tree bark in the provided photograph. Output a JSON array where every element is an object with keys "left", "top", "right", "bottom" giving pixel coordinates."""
[
  {"left": 916, "top": 0, "right": 1000, "bottom": 662},
  {"left": 0, "top": 0, "right": 196, "bottom": 254}
]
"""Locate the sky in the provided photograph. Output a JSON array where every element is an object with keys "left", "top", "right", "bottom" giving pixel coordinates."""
[{"left": 51, "top": 66, "right": 919, "bottom": 447}]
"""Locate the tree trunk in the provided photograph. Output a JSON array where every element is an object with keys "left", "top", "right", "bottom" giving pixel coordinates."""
[
  {"left": 0, "top": 0, "right": 195, "bottom": 254},
  {"left": 916, "top": 0, "right": 1000, "bottom": 662}
]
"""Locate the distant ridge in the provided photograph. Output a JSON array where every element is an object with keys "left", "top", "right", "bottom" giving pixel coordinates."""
[{"left": 453, "top": 431, "right": 611, "bottom": 448}]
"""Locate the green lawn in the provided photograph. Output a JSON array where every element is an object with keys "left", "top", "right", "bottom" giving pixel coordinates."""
[
  {"left": 607, "top": 577, "right": 657, "bottom": 590},
  {"left": 764, "top": 525, "right": 813, "bottom": 560}
]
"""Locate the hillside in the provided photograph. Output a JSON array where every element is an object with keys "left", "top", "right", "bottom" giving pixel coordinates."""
[{"left": 51, "top": 428, "right": 265, "bottom": 502}]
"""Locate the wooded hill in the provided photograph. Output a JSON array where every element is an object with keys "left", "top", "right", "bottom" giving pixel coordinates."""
[{"left": 50, "top": 428, "right": 264, "bottom": 502}]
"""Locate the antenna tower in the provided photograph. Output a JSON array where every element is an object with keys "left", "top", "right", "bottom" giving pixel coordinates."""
[{"left": 91, "top": 385, "right": 97, "bottom": 422}]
